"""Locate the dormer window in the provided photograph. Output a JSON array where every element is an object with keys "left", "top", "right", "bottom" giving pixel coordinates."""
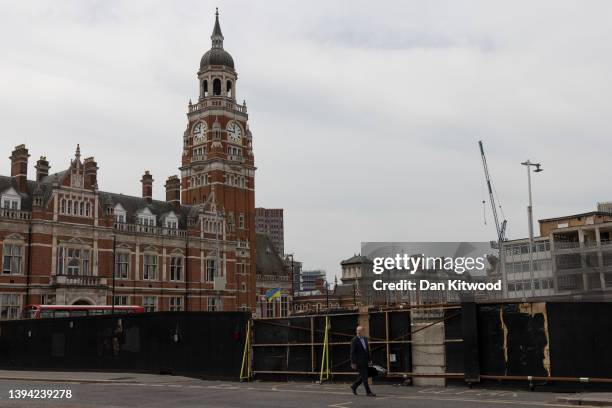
[
  {"left": 1, "top": 188, "right": 21, "bottom": 211},
  {"left": 165, "top": 213, "right": 179, "bottom": 229},
  {"left": 114, "top": 204, "right": 127, "bottom": 223},
  {"left": 136, "top": 208, "right": 156, "bottom": 227}
]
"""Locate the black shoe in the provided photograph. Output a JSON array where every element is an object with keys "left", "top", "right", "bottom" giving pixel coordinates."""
[
  {"left": 367, "top": 393, "right": 376, "bottom": 397},
  {"left": 350, "top": 385, "right": 357, "bottom": 395}
]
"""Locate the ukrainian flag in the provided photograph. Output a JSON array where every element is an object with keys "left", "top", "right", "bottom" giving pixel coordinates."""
[{"left": 265, "top": 288, "right": 281, "bottom": 302}]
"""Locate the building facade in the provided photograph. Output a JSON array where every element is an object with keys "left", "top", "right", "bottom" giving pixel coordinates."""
[
  {"left": 300, "top": 269, "right": 326, "bottom": 291},
  {"left": 0, "top": 10, "right": 257, "bottom": 319},
  {"left": 255, "top": 208, "right": 284, "bottom": 256},
  {"left": 255, "top": 234, "right": 292, "bottom": 318},
  {"left": 501, "top": 209, "right": 612, "bottom": 300}
]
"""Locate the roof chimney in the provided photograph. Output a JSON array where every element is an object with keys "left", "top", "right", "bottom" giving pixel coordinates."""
[
  {"left": 35, "top": 156, "right": 50, "bottom": 182},
  {"left": 141, "top": 171, "right": 153, "bottom": 203},
  {"left": 83, "top": 157, "right": 98, "bottom": 189},
  {"left": 10, "top": 144, "right": 30, "bottom": 193},
  {"left": 164, "top": 175, "right": 181, "bottom": 209}
]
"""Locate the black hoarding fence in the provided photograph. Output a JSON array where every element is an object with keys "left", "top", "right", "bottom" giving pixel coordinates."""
[
  {"left": 249, "top": 306, "right": 461, "bottom": 382},
  {"left": 445, "top": 302, "right": 612, "bottom": 386},
  {"left": 0, "top": 312, "right": 249, "bottom": 380},
  {"left": 251, "top": 312, "right": 359, "bottom": 380}
]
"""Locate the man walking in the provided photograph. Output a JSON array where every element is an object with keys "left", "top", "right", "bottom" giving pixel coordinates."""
[{"left": 350, "top": 325, "right": 376, "bottom": 397}]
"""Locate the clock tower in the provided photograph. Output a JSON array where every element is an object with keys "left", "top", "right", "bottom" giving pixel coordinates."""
[{"left": 180, "top": 9, "right": 256, "bottom": 311}]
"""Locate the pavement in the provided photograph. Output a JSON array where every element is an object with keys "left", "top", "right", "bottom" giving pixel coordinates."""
[
  {"left": 557, "top": 393, "right": 612, "bottom": 406},
  {"left": 0, "top": 370, "right": 611, "bottom": 407}
]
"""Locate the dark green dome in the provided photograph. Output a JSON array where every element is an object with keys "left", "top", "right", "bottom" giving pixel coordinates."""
[
  {"left": 200, "top": 9, "right": 234, "bottom": 70},
  {"left": 200, "top": 48, "right": 234, "bottom": 69}
]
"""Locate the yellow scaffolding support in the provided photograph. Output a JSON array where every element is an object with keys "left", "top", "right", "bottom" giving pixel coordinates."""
[
  {"left": 240, "top": 319, "right": 252, "bottom": 381},
  {"left": 319, "top": 315, "right": 330, "bottom": 383}
]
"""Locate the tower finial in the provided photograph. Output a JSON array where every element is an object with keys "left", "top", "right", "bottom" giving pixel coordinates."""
[
  {"left": 75, "top": 144, "right": 81, "bottom": 160},
  {"left": 211, "top": 8, "right": 224, "bottom": 48}
]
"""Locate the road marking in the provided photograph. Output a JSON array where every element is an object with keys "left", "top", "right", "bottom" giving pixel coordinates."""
[{"left": 328, "top": 402, "right": 352, "bottom": 408}]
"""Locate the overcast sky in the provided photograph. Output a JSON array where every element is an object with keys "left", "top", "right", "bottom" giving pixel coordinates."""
[{"left": 1, "top": 1, "right": 611, "bottom": 280}]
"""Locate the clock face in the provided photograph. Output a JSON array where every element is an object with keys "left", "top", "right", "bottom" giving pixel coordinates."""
[
  {"left": 226, "top": 122, "right": 242, "bottom": 142},
  {"left": 192, "top": 122, "right": 207, "bottom": 144}
]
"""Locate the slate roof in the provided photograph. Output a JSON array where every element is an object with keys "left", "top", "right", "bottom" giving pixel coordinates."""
[
  {"left": 0, "top": 174, "right": 205, "bottom": 229},
  {"left": 341, "top": 254, "right": 372, "bottom": 265},
  {"left": 0, "top": 175, "right": 54, "bottom": 210},
  {"left": 98, "top": 191, "right": 199, "bottom": 228},
  {"left": 256, "top": 233, "right": 287, "bottom": 276},
  {"left": 333, "top": 284, "right": 355, "bottom": 297}
]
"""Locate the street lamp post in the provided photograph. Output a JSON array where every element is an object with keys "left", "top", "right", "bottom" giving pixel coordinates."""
[
  {"left": 521, "top": 159, "right": 543, "bottom": 298},
  {"left": 325, "top": 280, "right": 330, "bottom": 311},
  {"left": 286, "top": 253, "right": 295, "bottom": 296}
]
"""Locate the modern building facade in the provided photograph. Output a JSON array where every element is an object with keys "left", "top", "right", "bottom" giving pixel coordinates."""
[
  {"left": 501, "top": 209, "right": 612, "bottom": 300},
  {"left": 255, "top": 208, "right": 284, "bottom": 256},
  {"left": 0, "top": 10, "right": 258, "bottom": 319},
  {"left": 300, "top": 269, "right": 326, "bottom": 291}
]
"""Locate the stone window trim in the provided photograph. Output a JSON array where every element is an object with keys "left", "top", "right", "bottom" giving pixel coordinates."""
[
  {"left": 205, "top": 258, "right": 217, "bottom": 282},
  {"left": 1, "top": 188, "right": 21, "bottom": 210},
  {"left": 113, "top": 295, "right": 129, "bottom": 306},
  {"left": 142, "top": 296, "right": 157, "bottom": 312},
  {"left": 0, "top": 293, "right": 21, "bottom": 320},
  {"left": 142, "top": 252, "right": 158, "bottom": 281},
  {"left": 114, "top": 250, "right": 130, "bottom": 280},
  {"left": 56, "top": 242, "right": 92, "bottom": 276},
  {"left": 165, "top": 213, "right": 179, "bottom": 229},
  {"left": 2, "top": 238, "right": 24, "bottom": 276},
  {"left": 114, "top": 204, "right": 127, "bottom": 224},
  {"left": 58, "top": 193, "right": 92, "bottom": 218},
  {"left": 136, "top": 208, "right": 157, "bottom": 227},
  {"left": 169, "top": 296, "right": 183, "bottom": 311},
  {"left": 169, "top": 254, "right": 184, "bottom": 282}
]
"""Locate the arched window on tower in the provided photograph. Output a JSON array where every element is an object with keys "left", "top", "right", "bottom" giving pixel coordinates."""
[
  {"left": 226, "top": 80, "right": 232, "bottom": 98},
  {"left": 202, "top": 80, "right": 208, "bottom": 98},
  {"left": 213, "top": 78, "right": 221, "bottom": 96}
]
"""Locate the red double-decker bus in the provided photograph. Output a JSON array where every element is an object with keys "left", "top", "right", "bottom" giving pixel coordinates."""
[{"left": 23, "top": 304, "right": 145, "bottom": 319}]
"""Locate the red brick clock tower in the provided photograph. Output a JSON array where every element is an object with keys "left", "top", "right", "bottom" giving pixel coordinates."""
[{"left": 180, "top": 9, "right": 256, "bottom": 312}]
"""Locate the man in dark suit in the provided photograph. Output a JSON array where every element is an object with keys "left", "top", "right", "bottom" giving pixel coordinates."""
[{"left": 350, "top": 325, "right": 376, "bottom": 397}]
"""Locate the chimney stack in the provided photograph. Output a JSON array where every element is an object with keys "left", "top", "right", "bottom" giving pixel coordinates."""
[
  {"left": 10, "top": 144, "right": 30, "bottom": 192},
  {"left": 141, "top": 171, "right": 153, "bottom": 203},
  {"left": 35, "top": 156, "right": 50, "bottom": 182},
  {"left": 83, "top": 157, "right": 98, "bottom": 189},
  {"left": 164, "top": 175, "right": 181, "bottom": 209}
]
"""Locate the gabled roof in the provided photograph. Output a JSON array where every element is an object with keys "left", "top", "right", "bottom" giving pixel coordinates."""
[
  {"left": 98, "top": 191, "right": 196, "bottom": 228},
  {"left": 256, "top": 234, "right": 288, "bottom": 276},
  {"left": 341, "top": 254, "right": 372, "bottom": 265},
  {"left": 0, "top": 173, "right": 217, "bottom": 230},
  {"left": 39, "top": 170, "right": 68, "bottom": 185},
  {"left": 333, "top": 284, "right": 355, "bottom": 297},
  {"left": 0, "top": 175, "right": 54, "bottom": 210}
]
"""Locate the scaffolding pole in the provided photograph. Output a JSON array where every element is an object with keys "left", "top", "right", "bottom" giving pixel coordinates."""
[
  {"left": 240, "top": 319, "right": 252, "bottom": 382},
  {"left": 319, "top": 315, "right": 330, "bottom": 383}
]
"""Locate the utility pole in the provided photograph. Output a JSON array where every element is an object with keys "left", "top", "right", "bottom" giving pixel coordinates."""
[
  {"left": 111, "top": 234, "right": 116, "bottom": 314},
  {"left": 521, "top": 159, "right": 543, "bottom": 298}
]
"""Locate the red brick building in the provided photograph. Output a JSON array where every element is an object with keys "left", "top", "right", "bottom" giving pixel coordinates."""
[{"left": 0, "top": 10, "right": 256, "bottom": 319}]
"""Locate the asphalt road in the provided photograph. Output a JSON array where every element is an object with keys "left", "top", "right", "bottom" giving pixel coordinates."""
[{"left": 0, "top": 379, "right": 582, "bottom": 408}]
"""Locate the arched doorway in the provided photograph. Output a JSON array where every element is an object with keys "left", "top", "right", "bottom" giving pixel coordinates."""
[{"left": 72, "top": 298, "right": 93, "bottom": 305}]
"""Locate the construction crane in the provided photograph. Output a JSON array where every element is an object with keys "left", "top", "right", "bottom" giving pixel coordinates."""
[{"left": 478, "top": 140, "right": 507, "bottom": 247}]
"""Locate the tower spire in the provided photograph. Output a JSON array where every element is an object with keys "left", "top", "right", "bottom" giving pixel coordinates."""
[{"left": 211, "top": 8, "right": 224, "bottom": 49}]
